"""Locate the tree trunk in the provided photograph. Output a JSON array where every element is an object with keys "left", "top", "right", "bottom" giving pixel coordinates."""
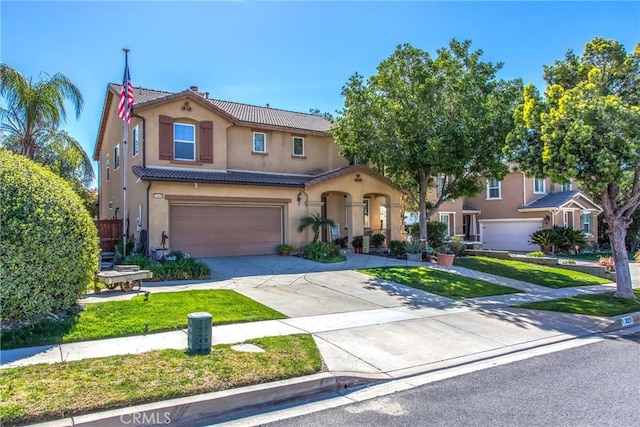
[{"left": 608, "top": 215, "right": 635, "bottom": 299}]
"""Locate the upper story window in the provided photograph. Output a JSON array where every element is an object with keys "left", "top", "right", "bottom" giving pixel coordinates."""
[
  {"left": 114, "top": 145, "right": 120, "bottom": 170},
  {"left": 580, "top": 213, "right": 593, "bottom": 235},
  {"left": 292, "top": 136, "right": 304, "bottom": 156},
  {"left": 105, "top": 153, "right": 110, "bottom": 181},
  {"left": 487, "top": 178, "right": 501, "bottom": 199},
  {"left": 562, "top": 182, "right": 572, "bottom": 191},
  {"left": 174, "top": 123, "right": 195, "bottom": 161},
  {"left": 436, "top": 175, "right": 446, "bottom": 198},
  {"left": 253, "top": 132, "right": 266, "bottom": 153},
  {"left": 534, "top": 178, "right": 546, "bottom": 194},
  {"left": 132, "top": 125, "right": 139, "bottom": 157},
  {"left": 363, "top": 198, "right": 370, "bottom": 228}
]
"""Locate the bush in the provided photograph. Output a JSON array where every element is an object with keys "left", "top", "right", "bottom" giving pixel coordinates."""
[
  {"left": 553, "top": 226, "right": 586, "bottom": 252},
  {"left": 530, "top": 229, "right": 562, "bottom": 253},
  {"left": 449, "top": 236, "right": 466, "bottom": 256},
  {"left": 408, "top": 221, "right": 448, "bottom": 249},
  {"left": 0, "top": 150, "right": 100, "bottom": 320},
  {"left": 303, "top": 241, "right": 340, "bottom": 260},
  {"left": 123, "top": 253, "right": 211, "bottom": 281},
  {"left": 561, "top": 259, "right": 577, "bottom": 265},
  {"left": 351, "top": 235, "right": 363, "bottom": 249},
  {"left": 388, "top": 240, "right": 406, "bottom": 258},
  {"left": 371, "top": 233, "right": 386, "bottom": 249},
  {"left": 527, "top": 251, "right": 546, "bottom": 257},
  {"left": 596, "top": 256, "right": 615, "bottom": 272}
]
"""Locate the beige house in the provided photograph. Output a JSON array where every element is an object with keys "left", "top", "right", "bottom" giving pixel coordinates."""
[
  {"left": 93, "top": 84, "right": 405, "bottom": 257},
  {"left": 430, "top": 172, "right": 602, "bottom": 252}
]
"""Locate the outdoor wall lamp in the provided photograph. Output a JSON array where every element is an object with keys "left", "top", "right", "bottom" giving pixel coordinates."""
[
  {"left": 544, "top": 215, "right": 551, "bottom": 225},
  {"left": 297, "top": 192, "right": 303, "bottom": 204}
]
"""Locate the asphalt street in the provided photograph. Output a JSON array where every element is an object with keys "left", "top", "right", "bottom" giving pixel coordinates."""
[{"left": 263, "top": 331, "right": 640, "bottom": 427}]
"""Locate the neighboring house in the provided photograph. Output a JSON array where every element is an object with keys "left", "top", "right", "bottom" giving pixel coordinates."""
[
  {"left": 94, "top": 84, "right": 405, "bottom": 257},
  {"left": 429, "top": 172, "right": 602, "bottom": 252}
]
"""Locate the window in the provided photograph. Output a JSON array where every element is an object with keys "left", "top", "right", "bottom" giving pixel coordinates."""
[
  {"left": 563, "top": 211, "right": 569, "bottom": 227},
  {"left": 581, "top": 213, "right": 593, "bottom": 234},
  {"left": 292, "top": 136, "right": 304, "bottom": 156},
  {"left": 436, "top": 175, "right": 446, "bottom": 198},
  {"left": 132, "top": 125, "right": 139, "bottom": 157},
  {"left": 114, "top": 145, "right": 120, "bottom": 170},
  {"left": 363, "top": 198, "right": 370, "bottom": 228},
  {"left": 562, "top": 182, "right": 572, "bottom": 191},
  {"left": 487, "top": 178, "right": 501, "bottom": 199},
  {"left": 253, "top": 132, "right": 266, "bottom": 153},
  {"left": 105, "top": 153, "right": 110, "bottom": 181},
  {"left": 174, "top": 123, "right": 195, "bottom": 161},
  {"left": 440, "top": 214, "right": 450, "bottom": 236},
  {"left": 534, "top": 178, "right": 546, "bottom": 194}
]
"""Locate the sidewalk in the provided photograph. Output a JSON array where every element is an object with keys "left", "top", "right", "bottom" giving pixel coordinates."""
[{"left": 2, "top": 254, "right": 638, "bottom": 426}]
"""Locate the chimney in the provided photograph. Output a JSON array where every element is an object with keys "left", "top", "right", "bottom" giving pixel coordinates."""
[
  {"left": 189, "top": 86, "right": 198, "bottom": 92},
  {"left": 266, "top": 103, "right": 270, "bottom": 108}
]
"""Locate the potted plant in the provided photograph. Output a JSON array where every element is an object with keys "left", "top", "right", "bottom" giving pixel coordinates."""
[
  {"left": 371, "top": 233, "right": 386, "bottom": 252},
  {"left": 351, "top": 235, "right": 363, "bottom": 253},
  {"left": 404, "top": 242, "right": 433, "bottom": 262},
  {"left": 436, "top": 243, "right": 456, "bottom": 266},
  {"left": 277, "top": 243, "right": 294, "bottom": 256}
]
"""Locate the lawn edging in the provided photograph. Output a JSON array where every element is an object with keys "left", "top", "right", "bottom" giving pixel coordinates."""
[
  {"left": 466, "top": 250, "right": 616, "bottom": 281},
  {"left": 602, "top": 311, "right": 640, "bottom": 332},
  {"left": 39, "top": 372, "right": 386, "bottom": 427}
]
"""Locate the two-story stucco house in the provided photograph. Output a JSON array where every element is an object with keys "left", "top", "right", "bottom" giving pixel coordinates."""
[
  {"left": 429, "top": 172, "right": 602, "bottom": 252},
  {"left": 94, "top": 84, "right": 405, "bottom": 257}
]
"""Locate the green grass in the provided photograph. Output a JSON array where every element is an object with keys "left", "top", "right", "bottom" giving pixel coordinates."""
[
  {"left": 559, "top": 252, "right": 636, "bottom": 262},
  {"left": 359, "top": 266, "right": 520, "bottom": 300},
  {"left": 515, "top": 289, "right": 640, "bottom": 316},
  {"left": 0, "top": 334, "right": 322, "bottom": 426},
  {"left": 312, "top": 254, "right": 347, "bottom": 263},
  {"left": 454, "top": 256, "right": 611, "bottom": 288},
  {"left": 1, "top": 290, "right": 286, "bottom": 349}
]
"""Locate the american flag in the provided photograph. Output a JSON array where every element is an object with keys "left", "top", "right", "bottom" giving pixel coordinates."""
[{"left": 118, "top": 58, "right": 134, "bottom": 123}]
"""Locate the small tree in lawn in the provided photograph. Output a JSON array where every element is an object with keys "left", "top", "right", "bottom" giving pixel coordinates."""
[
  {"left": 297, "top": 213, "right": 336, "bottom": 243},
  {"left": 331, "top": 40, "right": 521, "bottom": 246},
  {"left": 507, "top": 37, "right": 640, "bottom": 299}
]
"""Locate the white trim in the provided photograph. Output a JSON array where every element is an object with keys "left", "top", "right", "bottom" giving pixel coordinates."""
[
  {"left": 478, "top": 218, "right": 544, "bottom": 223},
  {"left": 253, "top": 131, "right": 267, "bottom": 153},
  {"left": 486, "top": 178, "right": 501, "bottom": 199},
  {"left": 363, "top": 198, "right": 370, "bottom": 228},
  {"left": 522, "top": 171, "right": 527, "bottom": 206},
  {"left": 292, "top": 136, "right": 305, "bottom": 157},
  {"left": 533, "top": 178, "right": 546, "bottom": 194},
  {"left": 132, "top": 125, "right": 139, "bottom": 158},
  {"left": 563, "top": 211, "right": 568, "bottom": 227},
  {"left": 173, "top": 122, "right": 196, "bottom": 161},
  {"left": 105, "top": 153, "right": 110, "bottom": 182}
]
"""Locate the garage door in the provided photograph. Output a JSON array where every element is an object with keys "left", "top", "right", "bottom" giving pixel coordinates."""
[
  {"left": 480, "top": 220, "right": 542, "bottom": 252},
  {"left": 170, "top": 205, "right": 283, "bottom": 257}
]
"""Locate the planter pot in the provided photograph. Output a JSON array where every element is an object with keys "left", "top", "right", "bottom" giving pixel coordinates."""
[
  {"left": 280, "top": 251, "right": 290, "bottom": 256},
  {"left": 436, "top": 253, "right": 455, "bottom": 266},
  {"left": 354, "top": 247, "right": 362, "bottom": 253},
  {"left": 406, "top": 253, "right": 422, "bottom": 262}
]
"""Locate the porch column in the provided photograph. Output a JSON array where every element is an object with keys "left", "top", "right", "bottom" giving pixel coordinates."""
[
  {"left": 346, "top": 201, "right": 365, "bottom": 249},
  {"left": 388, "top": 202, "right": 403, "bottom": 242}
]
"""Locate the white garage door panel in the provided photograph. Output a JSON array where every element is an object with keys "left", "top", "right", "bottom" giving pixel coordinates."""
[
  {"left": 481, "top": 221, "right": 542, "bottom": 252},
  {"left": 170, "top": 205, "right": 283, "bottom": 257}
]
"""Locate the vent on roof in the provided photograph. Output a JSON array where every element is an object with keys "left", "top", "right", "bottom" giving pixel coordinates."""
[{"left": 190, "top": 86, "right": 198, "bottom": 92}]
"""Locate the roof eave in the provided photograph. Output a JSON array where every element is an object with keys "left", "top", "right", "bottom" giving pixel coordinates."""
[{"left": 93, "top": 86, "right": 118, "bottom": 160}]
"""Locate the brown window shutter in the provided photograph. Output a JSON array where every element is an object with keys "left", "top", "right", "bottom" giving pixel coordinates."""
[
  {"left": 199, "top": 120, "right": 214, "bottom": 163},
  {"left": 159, "top": 115, "right": 174, "bottom": 160}
]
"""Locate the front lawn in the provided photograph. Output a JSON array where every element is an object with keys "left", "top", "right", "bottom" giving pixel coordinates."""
[
  {"left": 559, "top": 252, "right": 636, "bottom": 262},
  {"left": 359, "top": 266, "right": 520, "bottom": 300},
  {"left": 0, "top": 334, "right": 321, "bottom": 426},
  {"left": 514, "top": 290, "right": 640, "bottom": 316},
  {"left": 1, "top": 290, "right": 286, "bottom": 349},
  {"left": 454, "top": 256, "right": 611, "bottom": 288}
]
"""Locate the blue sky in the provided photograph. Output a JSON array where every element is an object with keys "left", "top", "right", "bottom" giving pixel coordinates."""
[{"left": 1, "top": 1, "right": 638, "bottom": 182}]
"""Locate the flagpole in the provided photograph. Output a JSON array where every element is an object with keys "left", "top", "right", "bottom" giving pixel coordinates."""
[{"left": 122, "top": 48, "right": 129, "bottom": 260}]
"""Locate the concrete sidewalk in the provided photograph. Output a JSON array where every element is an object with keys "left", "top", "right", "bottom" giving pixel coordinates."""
[{"left": 2, "top": 254, "right": 638, "bottom": 427}]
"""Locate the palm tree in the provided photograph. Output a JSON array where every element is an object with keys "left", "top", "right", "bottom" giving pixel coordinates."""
[
  {"left": 297, "top": 213, "right": 336, "bottom": 243},
  {"left": 0, "top": 63, "right": 84, "bottom": 159}
]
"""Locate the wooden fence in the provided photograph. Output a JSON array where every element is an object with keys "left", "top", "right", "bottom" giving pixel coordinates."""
[{"left": 94, "top": 220, "right": 122, "bottom": 253}]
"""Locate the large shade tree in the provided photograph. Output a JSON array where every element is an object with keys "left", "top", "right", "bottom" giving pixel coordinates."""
[
  {"left": 507, "top": 38, "right": 640, "bottom": 299},
  {"left": 331, "top": 40, "right": 522, "bottom": 244}
]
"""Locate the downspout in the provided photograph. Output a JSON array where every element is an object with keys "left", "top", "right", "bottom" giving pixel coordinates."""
[
  {"left": 146, "top": 180, "right": 152, "bottom": 256},
  {"left": 522, "top": 171, "right": 527, "bottom": 206},
  {"left": 131, "top": 112, "right": 146, "bottom": 168}
]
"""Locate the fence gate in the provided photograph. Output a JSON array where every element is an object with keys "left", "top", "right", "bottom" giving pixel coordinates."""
[{"left": 94, "top": 220, "right": 122, "bottom": 253}]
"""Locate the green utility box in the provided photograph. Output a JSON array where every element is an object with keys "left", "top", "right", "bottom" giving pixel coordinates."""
[{"left": 187, "top": 312, "right": 212, "bottom": 353}]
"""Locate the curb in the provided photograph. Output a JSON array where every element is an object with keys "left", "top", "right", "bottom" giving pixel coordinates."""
[
  {"left": 601, "top": 311, "right": 640, "bottom": 332},
  {"left": 34, "top": 372, "right": 387, "bottom": 427}
]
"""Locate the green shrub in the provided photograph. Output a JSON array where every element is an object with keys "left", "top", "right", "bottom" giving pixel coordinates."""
[
  {"left": 371, "top": 233, "right": 386, "bottom": 249},
  {"left": 561, "top": 259, "right": 577, "bottom": 265},
  {"left": 303, "top": 242, "right": 339, "bottom": 260},
  {"left": 388, "top": 240, "right": 406, "bottom": 258},
  {"left": 351, "top": 235, "right": 363, "bottom": 249},
  {"left": 530, "top": 229, "right": 562, "bottom": 253},
  {"left": 449, "top": 236, "right": 466, "bottom": 256},
  {"left": 0, "top": 150, "right": 100, "bottom": 320},
  {"left": 553, "top": 226, "right": 586, "bottom": 252},
  {"left": 122, "top": 253, "right": 211, "bottom": 281},
  {"left": 527, "top": 251, "right": 546, "bottom": 257},
  {"left": 408, "top": 221, "right": 448, "bottom": 249}
]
